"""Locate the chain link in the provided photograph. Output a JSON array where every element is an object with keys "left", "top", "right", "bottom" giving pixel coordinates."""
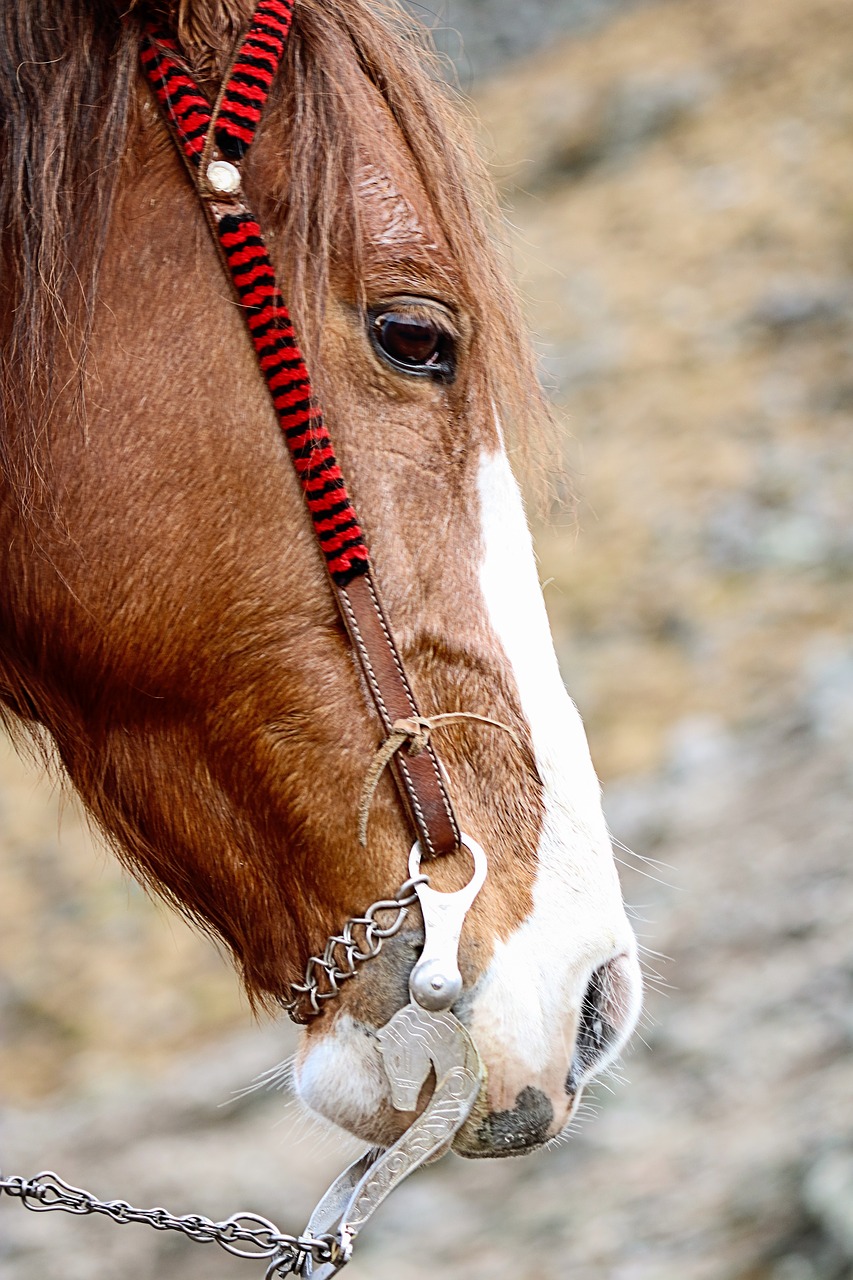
[
  {"left": 282, "top": 875, "right": 427, "bottom": 1023},
  {"left": 0, "top": 874, "right": 435, "bottom": 1275},
  {"left": 0, "top": 879, "right": 431, "bottom": 1269},
  {"left": 0, "top": 1170, "right": 348, "bottom": 1276}
]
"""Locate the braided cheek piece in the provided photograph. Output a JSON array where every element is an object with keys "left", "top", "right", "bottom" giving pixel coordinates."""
[
  {"left": 215, "top": 213, "right": 370, "bottom": 581},
  {"left": 139, "top": 31, "right": 212, "bottom": 165},
  {"left": 140, "top": 1, "right": 370, "bottom": 586},
  {"left": 214, "top": 0, "right": 294, "bottom": 158}
]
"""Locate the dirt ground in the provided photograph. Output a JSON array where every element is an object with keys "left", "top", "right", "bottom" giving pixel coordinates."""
[{"left": 2, "top": 0, "right": 851, "bottom": 1277}]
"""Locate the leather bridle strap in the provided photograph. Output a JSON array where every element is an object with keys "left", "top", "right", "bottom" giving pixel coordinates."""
[{"left": 139, "top": 0, "right": 461, "bottom": 859}]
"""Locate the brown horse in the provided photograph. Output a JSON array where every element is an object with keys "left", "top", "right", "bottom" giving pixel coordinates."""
[{"left": 0, "top": 0, "right": 640, "bottom": 1158}]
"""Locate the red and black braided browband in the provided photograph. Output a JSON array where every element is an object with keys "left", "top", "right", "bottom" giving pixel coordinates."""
[
  {"left": 139, "top": 0, "right": 462, "bottom": 866},
  {"left": 141, "top": 0, "right": 369, "bottom": 585}
]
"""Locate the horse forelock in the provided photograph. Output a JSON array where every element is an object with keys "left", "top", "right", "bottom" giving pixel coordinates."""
[{"left": 0, "top": 0, "right": 549, "bottom": 524}]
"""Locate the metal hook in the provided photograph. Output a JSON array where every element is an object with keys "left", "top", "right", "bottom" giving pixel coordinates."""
[{"left": 407, "top": 835, "right": 487, "bottom": 1012}]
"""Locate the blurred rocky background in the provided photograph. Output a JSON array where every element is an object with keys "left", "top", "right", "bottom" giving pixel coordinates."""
[
  {"left": 2, "top": 0, "right": 852, "bottom": 1276},
  {"left": 407, "top": 0, "right": 646, "bottom": 83}
]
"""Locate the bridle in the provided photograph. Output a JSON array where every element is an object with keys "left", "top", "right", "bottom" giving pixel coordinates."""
[
  {"left": 1, "top": 2, "right": 501, "bottom": 1272},
  {"left": 140, "top": 0, "right": 462, "bottom": 872},
  {"left": 143, "top": 0, "right": 496, "bottom": 1237},
  {"left": 138, "top": 0, "right": 490, "bottom": 1025}
]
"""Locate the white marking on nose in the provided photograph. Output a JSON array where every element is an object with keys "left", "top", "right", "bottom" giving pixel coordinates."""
[
  {"left": 472, "top": 447, "right": 639, "bottom": 1085},
  {"left": 295, "top": 1014, "right": 386, "bottom": 1129},
  {"left": 477, "top": 446, "right": 608, "bottom": 842}
]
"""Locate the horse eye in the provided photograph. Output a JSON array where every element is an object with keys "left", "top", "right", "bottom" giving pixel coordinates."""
[{"left": 369, "top": 309, "right": 456, "bottom": 382}]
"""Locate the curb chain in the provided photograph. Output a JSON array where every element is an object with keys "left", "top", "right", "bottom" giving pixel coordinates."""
[
  {"left": 282, "top": 875, "right": 427, "bottom": 1023},
  {"left": 0, "top": 1170, "right": 348, "bottom": 1276}
]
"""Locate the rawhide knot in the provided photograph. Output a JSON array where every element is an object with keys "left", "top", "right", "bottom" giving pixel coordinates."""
[
  {"left": 357, "top": 711, "right": 526, "bottom": 847},
  {"left": 391, "top": 715, "right": 432, "bottom": 755}
]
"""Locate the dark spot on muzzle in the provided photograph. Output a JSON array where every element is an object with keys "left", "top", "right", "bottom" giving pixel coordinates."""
[{"left": 475, "top": 1086, "right": 553, "bottom": 1156}]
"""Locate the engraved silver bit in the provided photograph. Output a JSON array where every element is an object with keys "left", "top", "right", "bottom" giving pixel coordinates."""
[{"left": 293, "top": 836, "right": 488, "bottom": 1279}]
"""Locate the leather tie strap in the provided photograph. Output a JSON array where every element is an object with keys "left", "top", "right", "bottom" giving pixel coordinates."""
[{"left": 139, "top": 0, "right": 461, "bottom": 858}]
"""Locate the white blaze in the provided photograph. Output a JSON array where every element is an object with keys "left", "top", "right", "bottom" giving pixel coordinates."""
[
  {"left": 295, "top": 448, "right": 640, "bottom": 1140},
  {"left": 470, "top": 449, "right": 638, "bottom": 1081}
]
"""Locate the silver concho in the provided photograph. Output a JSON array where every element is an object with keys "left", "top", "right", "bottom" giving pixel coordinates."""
[{"left": 206, "top": 159, "right": 241, "bottom": 195}]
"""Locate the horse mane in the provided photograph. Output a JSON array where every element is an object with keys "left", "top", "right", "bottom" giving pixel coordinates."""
[{"left": 0, "top": 0, "right": 545, "bottom": 514}]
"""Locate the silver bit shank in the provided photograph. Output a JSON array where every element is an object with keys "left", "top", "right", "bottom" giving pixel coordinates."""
[
  {"left": 298, "top": 834, "right": 488, "bottom": 1278},
  {"left": 300, "top": 1007, "right": 482, "bottom": 1278},
  {"left": 407, "top": 836, "right": 488, "bottom": 1012}
]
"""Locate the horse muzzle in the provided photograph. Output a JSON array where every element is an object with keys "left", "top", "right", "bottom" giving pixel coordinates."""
[{"left": 294, "top": 853, "right": 641, "bottom": 1160}]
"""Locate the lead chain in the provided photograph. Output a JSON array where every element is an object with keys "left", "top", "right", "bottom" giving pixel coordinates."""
[
  {"left": 0, "top": 878, "right": 432, "bottom": 1271},
  {"left": 0, "top": 1171, "right": 344, "bottom": 1275}
]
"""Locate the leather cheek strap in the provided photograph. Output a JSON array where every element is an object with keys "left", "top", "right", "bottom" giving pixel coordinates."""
[{"left": 337, "top": 572, "right": 459, "bottom": 860}]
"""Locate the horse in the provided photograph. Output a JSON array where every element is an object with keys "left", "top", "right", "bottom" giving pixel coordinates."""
[{"left": 0, "top": 0, "right": 641, "bottom": 1161}]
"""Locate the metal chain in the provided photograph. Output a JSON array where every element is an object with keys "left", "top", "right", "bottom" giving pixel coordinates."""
[
  {"left": 0, "top": 883, "right": 431, "bottom": 1268},
  {"left": 0, "top": 1170, "right": 348, "bottom": 1276},
  {"left": 0, "top": 881, "right": 432, "bottom": 1270},
  {"left": 282, "top": 875, "right": 428, "bottom": 1023}
]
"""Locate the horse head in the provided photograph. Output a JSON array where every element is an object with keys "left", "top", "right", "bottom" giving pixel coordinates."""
[{"left": 0, "top": 0, "right": 641, "bottom": 1159}]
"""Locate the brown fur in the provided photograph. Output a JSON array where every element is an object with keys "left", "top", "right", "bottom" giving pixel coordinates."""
[
  {"left": 0, "top": 0, "right": 542, "bottom": 515},
  {"left": 0, "top": 0, "right": 548, "bottom": 1017}
]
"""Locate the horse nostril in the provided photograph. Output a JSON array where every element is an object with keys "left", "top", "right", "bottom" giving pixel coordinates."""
[{"left": 565, "top": 961, "right": 622, "bottom": 1096}]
